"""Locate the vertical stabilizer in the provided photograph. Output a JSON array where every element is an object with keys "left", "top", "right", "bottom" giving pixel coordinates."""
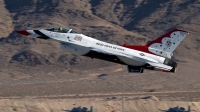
[{"left": 146, "top": 29, "right": 189, "bottom": 58}]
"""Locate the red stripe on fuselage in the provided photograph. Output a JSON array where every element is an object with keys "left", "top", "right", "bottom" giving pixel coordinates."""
[{"left": 122, "top": 45, "right": 156, "bottom": 55}]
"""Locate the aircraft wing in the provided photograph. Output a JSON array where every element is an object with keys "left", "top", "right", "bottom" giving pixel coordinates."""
[
  {"left": 147, "top": 61, "right": 172, "bottom": 71},
  {"left": 91, "top": 48, "right": 133, "bottom": 58},
  {"left": 91, "top": 48, "right": 173, "bottom": 71},
  {"left": 131, "top": 56, "right": 173, "bottom": 71},
  {"left": 90, "top": 48, "right": 113, "bottom": 54}
]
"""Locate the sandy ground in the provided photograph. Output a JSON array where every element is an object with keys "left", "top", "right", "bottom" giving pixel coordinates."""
[
  {"left": 0, "top": 62, "right": 200, "bottom": 112},
  {"left": 0, "top": 96, "right": 200, "bottom": 112}
]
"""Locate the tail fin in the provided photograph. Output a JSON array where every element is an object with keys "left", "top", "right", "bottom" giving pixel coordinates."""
[{"left": 146, "top": 29, "right": 189, "bottom": 58}]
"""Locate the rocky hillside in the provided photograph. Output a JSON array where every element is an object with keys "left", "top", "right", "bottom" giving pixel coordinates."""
[{"left": 0, "top": 0, "right": 200, "bottom": 76}]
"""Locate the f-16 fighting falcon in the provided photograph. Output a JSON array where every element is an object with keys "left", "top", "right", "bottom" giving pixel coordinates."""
[{"left": 16, "top": 26, "right": 189, "bottom": 73}]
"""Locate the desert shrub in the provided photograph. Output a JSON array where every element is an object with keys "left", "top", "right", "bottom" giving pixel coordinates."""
[
  {"left": 148, "top": 89, "right": 156, "bottom": 92},
  {"left": 13, "top": 108, "right": 17, "bottom": 111}
]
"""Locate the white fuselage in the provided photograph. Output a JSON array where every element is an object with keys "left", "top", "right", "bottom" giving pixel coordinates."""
[
  {"left": 17, "top": 27, "right": 188, "bottom": 73},
  {"left": 33, "top": 30, "right": 166, "bottom": 67}
]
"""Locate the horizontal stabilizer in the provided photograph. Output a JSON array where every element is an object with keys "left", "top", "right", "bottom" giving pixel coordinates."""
[{"left": 147, "top": 62, "right": 172, "bottom": 71}]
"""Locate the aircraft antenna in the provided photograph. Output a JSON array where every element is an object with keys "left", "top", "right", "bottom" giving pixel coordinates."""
[{"left": 122, "top": 73, "right": 125, "bottom": 112}]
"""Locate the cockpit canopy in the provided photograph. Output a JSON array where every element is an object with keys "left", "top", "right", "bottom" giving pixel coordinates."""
[{"left": 46, "top": 26, "right": 79, "bottom": 34}]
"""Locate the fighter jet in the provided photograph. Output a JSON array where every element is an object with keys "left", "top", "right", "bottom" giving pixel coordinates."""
[{"left": 16, "top": 26, "right": 189, "bottom": 73}]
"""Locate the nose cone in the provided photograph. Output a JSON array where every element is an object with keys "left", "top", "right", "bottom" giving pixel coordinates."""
[{"left": 15, "top": 30, "right": 30, "bottom": 36}]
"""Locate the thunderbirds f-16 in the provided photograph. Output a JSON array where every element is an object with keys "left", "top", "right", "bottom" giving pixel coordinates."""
[{"left": 16, "top": 26, "right": 189, "bottom": 73}]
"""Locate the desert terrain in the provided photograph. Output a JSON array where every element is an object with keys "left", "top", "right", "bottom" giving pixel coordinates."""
[{"left": 0, "top": 0, "right": 200, "bottom": 112}]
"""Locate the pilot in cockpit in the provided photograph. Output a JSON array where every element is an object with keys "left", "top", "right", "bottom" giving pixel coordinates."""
[{"left": 58, "top": 27, "right": 63, "bottom": 32}]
